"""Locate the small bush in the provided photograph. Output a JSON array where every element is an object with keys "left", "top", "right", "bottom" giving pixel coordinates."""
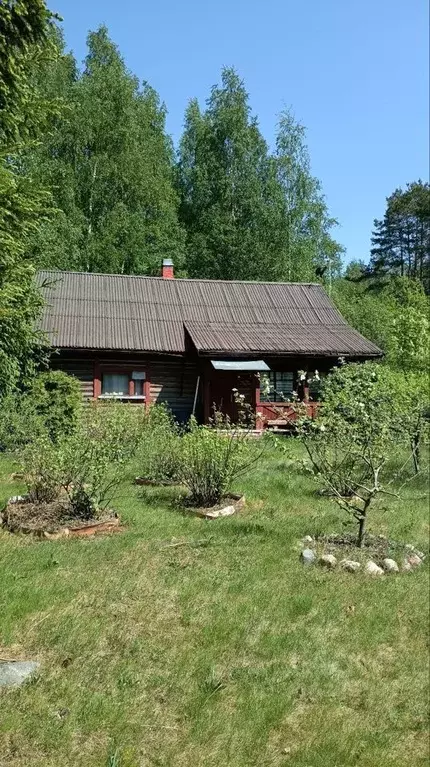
[
  {"left": 0, "top": 392, "right": 44, "bottom": 451},
  {"left": 297, "top": 362, "right": 429, "bottom": 546},
  {"left": 21, "top": 401, "right": 147, "bottom": 518},
  {"left": 22, "top": 435, "right": 63, "bottom": 503},
  {"left": 137, "top": 405, "right": 182, "bottom": 483},
  {"left": 64, "top": 401, "right": 147, "bottom": 517},
  {"left": 29, "top": 370, "right": 82, "bottom": 442},
  {"left": 179, "top": 416, "right": 259, "bottom": 507}
]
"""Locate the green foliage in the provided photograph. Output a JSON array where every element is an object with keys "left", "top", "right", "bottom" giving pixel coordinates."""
[
  {"left": 370, "top": 181, "right": 430, "bottom": 293},
  {"left": 22, "top": 432, "right": 62, "bottom": 502},
  {"left": 21, "top": 401, "right": 147, "bottom": 518},
  {"left": 179, "top": 415, "right": 258, "bottom": 507},
  {"left": 27, "top": 25, "right": 185, "bottom": 275},
  {"left": 333, "top": 275, "right": 429, "bottom": 372},
  {"left": 0, "top": 0, "right": 56, "bottom": 145},
  {"left": 28, "top": 370, "right": 82, "bottom": 441},
  {"left": 0, "top": 0, "right": 57, "bottom": 402},
  {"left": 137, "top": 404, "right": 182, "bottom": 484},
  {"left": 178, "top": 69, "right": 341, "bottom": 282},
  {"left": 298, "top": 362, "right": 428, "bottom": 545},
  {"left": 0, "top": 390, "right": 43, "bottom": 451},
  {"left": 272, "top": 109, "right": 343, "bottom": 282},
  {"left": 0, "top": 165, "right": 49, "bottom": 399},
  {"left": 0, "top": 370, "right": 82, "bottom": 450}
]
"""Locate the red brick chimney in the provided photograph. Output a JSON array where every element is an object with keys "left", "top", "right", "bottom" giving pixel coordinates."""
[{"left": 162, "top": 258, "right": 174, "bottom": 279}]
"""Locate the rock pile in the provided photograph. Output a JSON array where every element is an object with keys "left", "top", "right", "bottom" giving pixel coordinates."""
[{"left": 298, "top": 535, "right": 425, "bottom": 576}]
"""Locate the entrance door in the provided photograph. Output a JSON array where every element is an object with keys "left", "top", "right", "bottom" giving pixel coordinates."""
[{"left": 209, "top": 372, "right": 255, "bottom": 424}]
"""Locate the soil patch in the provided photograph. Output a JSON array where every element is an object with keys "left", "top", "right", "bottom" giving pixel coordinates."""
[{"left": 2, "top": 499, "right": 121, "bottom": 537}]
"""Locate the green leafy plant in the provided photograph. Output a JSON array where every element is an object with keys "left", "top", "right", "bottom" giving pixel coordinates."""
[
  {"left": 28, "top": 370, "right": 82, "bottom": 442},
  {"left": 0, "top": 390, "right": 43, "bottom": 451},
  {"left": 22, "top": 433, "right": 62, "bottom": 503},
  {"left": 136, "top": 404, "right": 182, "bottom": 484},
  {"left": 21, "top": 401, "right": 147, "bottom": 518},
  {"left": 179, "top": 414, "right": 260, "bottom": 507},
  {"left": 297, "top": 362, "right": 428, "bottom": 546},
  {"left": 0, "top": 370, "right": 82, "bottom": 451}
]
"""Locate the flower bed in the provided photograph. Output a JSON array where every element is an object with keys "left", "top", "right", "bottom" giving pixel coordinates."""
[{"left": 1, "top": 497, "right": 122, "bottom": 538}]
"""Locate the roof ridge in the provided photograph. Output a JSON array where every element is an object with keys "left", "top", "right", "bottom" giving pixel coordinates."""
[{"left": 37, "top": 269, "right": 321, "bottom": 287}]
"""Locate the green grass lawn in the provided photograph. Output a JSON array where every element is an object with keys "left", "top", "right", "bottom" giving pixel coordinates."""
[{"left": 0, "top": 442, "right": 428, "bottom": 767}]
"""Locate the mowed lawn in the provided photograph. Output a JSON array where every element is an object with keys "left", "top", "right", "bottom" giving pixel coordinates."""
[{"left": 0, "top": 442, "right": 428, "bottom": 767}]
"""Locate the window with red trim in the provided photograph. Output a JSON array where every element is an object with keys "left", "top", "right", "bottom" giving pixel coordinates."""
[{"left": 99, "top": 370, "right": 146, "bottom": 399}]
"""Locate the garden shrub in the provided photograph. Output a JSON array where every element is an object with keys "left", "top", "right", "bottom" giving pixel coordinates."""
[
  {"left": 297, "top": 361, "right": 429, "bottom": 546},
  {"left": 63, "top": 401, "right": 147, "bottom": 517},
  {"left": 179, "top": 415, "right": 259, "bottom": 507},
  {"left": 22, "top": 434, "right": 63, "bottom": 503},
  {"left": 0, "top": 391, "right": 44, "bottom": 451},
  {"left": 28, "top": 370, "right": 82, "bottom": 442},
  {"left": 137, "top": 404, "right": 182, "bottom": 483},
  {"left": 21, "top": 401, "right": 147, "bottom": 519}
]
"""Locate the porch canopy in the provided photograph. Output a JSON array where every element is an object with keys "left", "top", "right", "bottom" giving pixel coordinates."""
[{"left": 211, "top": 360, "right": 270, "bottom": 371}]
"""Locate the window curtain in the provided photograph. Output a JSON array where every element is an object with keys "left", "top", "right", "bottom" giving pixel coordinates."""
[{"left": 102, "top": 373, "right": 129, "bottom": 395}]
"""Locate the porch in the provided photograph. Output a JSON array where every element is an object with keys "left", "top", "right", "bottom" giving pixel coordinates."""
[{"left": 200, "top": 359, "right": 322, "bottom": 431}]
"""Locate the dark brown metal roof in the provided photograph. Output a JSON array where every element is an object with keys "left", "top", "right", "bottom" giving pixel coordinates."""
[{"left": 37, "top": 270, "right": 382, "bottom": 358}]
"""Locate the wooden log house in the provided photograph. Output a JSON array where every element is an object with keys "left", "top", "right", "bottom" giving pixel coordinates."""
[{"left": 37, "top": 260, "right": 382, "bottom": 430}]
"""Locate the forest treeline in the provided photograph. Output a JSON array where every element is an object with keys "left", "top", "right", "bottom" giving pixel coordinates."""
[{"left": 0, "top": 5, "right": 428, "bottom": 397}]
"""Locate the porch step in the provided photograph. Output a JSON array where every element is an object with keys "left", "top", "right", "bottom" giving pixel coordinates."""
[{"left": 266, "top": 419, "right": 297, "bottom": 434}]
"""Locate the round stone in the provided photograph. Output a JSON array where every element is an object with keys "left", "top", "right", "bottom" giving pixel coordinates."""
[
  {"left": 382, "top": 558, "right": 399, "bottom": 574},
  {"left": 364, "top": 561, "right": 384, "bottom": 576},
  {"left": 0, "top": 661, "right": 40, "bottom": 688},
  {"left": 340, "top": 559, "right": 361, "bottom": 573},
  {"left": 300, "top": 548, "right": 316, "bottom": 566},
  {"left": 407, "top": 554, "right": 423, "bottom": 568},
  {"left": 319, "top": 554, "right": 337, "bottom": 568}
]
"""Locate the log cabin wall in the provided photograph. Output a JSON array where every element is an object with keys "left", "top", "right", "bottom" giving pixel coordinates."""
[
  {"left": 149, "top": 358, "right": 200, "bottom": 421},
  {"left": 51, "top": 351, "right": 200, "bottom": 422}
]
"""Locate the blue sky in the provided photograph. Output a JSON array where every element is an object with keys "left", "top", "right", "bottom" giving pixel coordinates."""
[{"left": 54, "top": 0, "right": 429, "bottom": 265}]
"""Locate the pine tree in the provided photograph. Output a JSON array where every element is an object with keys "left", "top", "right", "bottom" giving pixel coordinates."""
[
  {"left": 28, "top": 26, "right": 185, "bottom": 275},
  {"left": 370, "top": 181, "right": 430, "bottom": 293}
]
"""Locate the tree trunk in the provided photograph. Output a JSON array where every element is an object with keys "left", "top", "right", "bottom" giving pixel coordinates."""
[
  {"left": 412, "top": 433, "right": 420, "bottom": 474},
  {"left": 357, "top": 515, "right": 366, "bottom": 547},
  {"left": 357, "top": 497, "right": 371, "bottom": 547}
]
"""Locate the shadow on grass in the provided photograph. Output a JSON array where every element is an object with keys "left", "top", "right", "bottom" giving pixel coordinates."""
[
  {"left": 215, "top": 521, "right": 269, "bottom": 538},
  {"left": 136, "top": 485, "right": 187, "bottom": 507}
]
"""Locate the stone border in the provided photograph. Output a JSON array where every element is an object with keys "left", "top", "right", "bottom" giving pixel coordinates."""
[
  {"left": 299, "top": 536, "right": 426, "bottom": 575},
  {"left": 192, "top": 493, "right": 245, "bottom": 520}
]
